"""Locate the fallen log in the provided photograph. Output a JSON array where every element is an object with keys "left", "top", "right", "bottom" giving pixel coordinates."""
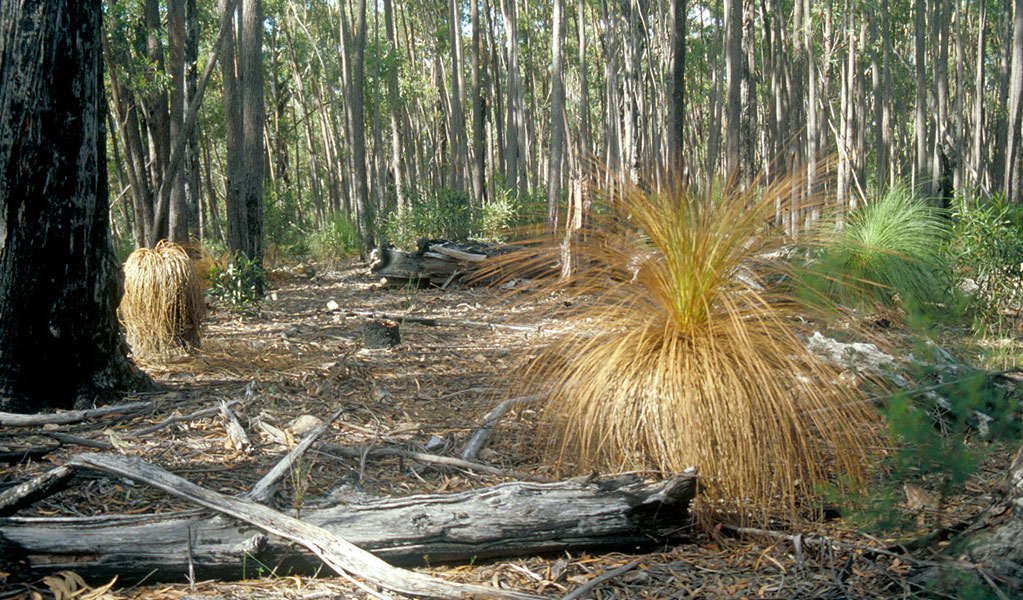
[
  {"left": 369, "top": 240, "right": 516, "bottom": 286},
  {"left": 0, "top": 461, "right": 696, "bottom": 585},
  {"left": 67, "top": 453, "right": 539, "bottom": 600}
]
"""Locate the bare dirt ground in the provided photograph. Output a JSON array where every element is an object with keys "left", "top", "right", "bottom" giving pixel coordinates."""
[{"left": 0, "top": 259, "right": 1014, "bottom": 599}]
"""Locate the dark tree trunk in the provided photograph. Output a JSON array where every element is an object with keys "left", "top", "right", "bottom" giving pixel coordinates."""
[
  {"left": 0, "top": 0, "right": 152, "bottom": 412},
  {"left": 349, "top": 0, "right": 371, "bottom": 250},
  {"left": 239, "top": 0, "right": 264, "bottom": 279},
  {"left": 723, "top": 0, "right": 742, "bottom": 176},
  {"left": 667, "top": 0, "right": 686, "bottom": 177},
  {"left": 547, "top": 0, "right": 567, "bottom": 232},
  {"left": 219, "top": 0, "right": 245, "bottom": 259}
]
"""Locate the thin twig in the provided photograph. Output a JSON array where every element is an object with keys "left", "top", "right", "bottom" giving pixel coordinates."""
[
  {"left": 561, "top": 559, "right": 643, "bottom": 600},
  {"left": 319, "top": 444, "right": 553, "bottom": 483}
]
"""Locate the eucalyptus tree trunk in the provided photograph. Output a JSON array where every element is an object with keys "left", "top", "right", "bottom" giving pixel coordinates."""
[
  {"left": 577, "top": 0, "right": 592, "bottom": 166},
  {"left": 723, "top": 0, "right": 742, "bottom": 177},
  {"left": 871, "top": 8, "right": 888, "bottom": 189},
  {"left": 931, "top": 0, "right": 951, "bottom": 202},
  {"left": 914, "top": 0, "right": 928, "bottom": 189},
  {"left": 667, "top": 0, "right": 686, "bottom": 177},
  {"left": 167, "top": 0, "right": 188, "bottom": 242},
  {"left": 183, "top": 0, "right": 201, "bottom": 240},
  {"left": 218, "top": 0, "right": 245, "bottom": 259},
  {"left": 383, "top": 0, "right": 407, "bottom": 213},
  {"left": 881, "top": 0, "right": 893, "bottom": 189},
  {"left": 144, "top": 0, "right": 170, "bottom": 241},
  {"left": 447, "top": 0, "right": 467, "bottom": 192},
  {"left": 992, "top": 7, "right": 1012, "bottom": 194},
  {"left": 502, "top": 0, "right": 523, "bottom": 195},
  {"left": 1005, "top": 0, "right": 1023, "bottom": 204},
  {"left": 470, "top": 0, "right": 486, "bottom": 205},
  {"left": 0, "top": 0, "right": 151, "bottom": 412},
  {"left": 804, "top": 0, "right": 819, "bottom": 205},
  {"left": 239, "top": 0, "right": 264, "bottom": 273},
  {"left": 971, "top": 0, "right": 987, "bottom": 190},
  {"left": 349, "top": 0, "right": 371, "bottom": 248},
  {"left": 547, "top": 0, "right": 567, "bottom": 231},
  {"left": 952, "top": 0, "right": 964, "bottom": 192}
]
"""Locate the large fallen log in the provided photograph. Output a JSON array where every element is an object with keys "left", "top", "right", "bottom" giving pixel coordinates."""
[{"left": 0, "top": 464, "right": 696, "bottom": 585}]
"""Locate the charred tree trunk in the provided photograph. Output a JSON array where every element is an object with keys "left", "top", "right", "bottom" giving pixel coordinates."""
[{"left": 0, "top": 0, "right": 152, "bottom": 412}]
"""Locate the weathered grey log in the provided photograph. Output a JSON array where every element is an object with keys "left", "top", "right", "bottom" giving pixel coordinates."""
[
  {"left": 65, "top": 453, "right": 538, "bottom": 600},
  {"left": 0, "top": 462, "right": 696, "bottom": 585},
  {"left": 369, "top": 241, "right": 505, "bottom": 286}
]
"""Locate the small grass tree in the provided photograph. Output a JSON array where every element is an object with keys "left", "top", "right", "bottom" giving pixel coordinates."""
[
  {"left": 499, "top": 177, "right": 880, "bottom": 523},
  {"left": 802, "top": 185, "right": 949, "bottom": 311},
  {"left": 120, "top": 241, "right": 204, "bottom": 358}
]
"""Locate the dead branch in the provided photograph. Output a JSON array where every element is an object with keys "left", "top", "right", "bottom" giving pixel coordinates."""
[
  {"left": 461, "top": 395, "right": 541, "bottom": 461},
  {"left": 0, "top": 401, "right": 153, "bottom": 427},
  {"left": 243, "top": 407, "right": 346, "bottom": 503}
]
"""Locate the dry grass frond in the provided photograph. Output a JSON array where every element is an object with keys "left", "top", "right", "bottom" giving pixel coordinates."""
[
  {"left": 121, "top": 240, "right": 205, "bottom": 359},
  {"left": 498, "top": 176, "right": 879, "bottom": 524}
]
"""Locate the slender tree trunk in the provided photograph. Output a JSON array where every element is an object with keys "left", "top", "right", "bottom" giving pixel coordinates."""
[
  {"left": 931, "top": 0, "right": 951, "bottom": 202},
  {"left": 470, "top": 0, "right": 486, "bottom": 205},
  {"left": 0, "top": 0, "right": 151, "bottom": 411},
  {"left": 667, "top": 0, "right": 686, "bottom": 178},
  {"left": 144, "top": 0, "right": 170, "bottom": 244},
  {"left": 384, "top": 0, "right": 407, "bottom": 214},
  {"left": 577, "top": 0, "right": 592, "bottom": 166},
  {"left": 1005, "top": 0, "right": 1023, "bottom": 204},
  {"left": 972, "top": 0, "right": 987, "bottom": 190},
  {"left": 349, "top": 0, "right": 371, "bottom": 249},
  {"left": 219, "top": 0, "right": 245, "bottom": 260},
  {"left": 805, "top": 0, "right": 818, "bottom": 204},
  {"left": 723, "top": 0, "right": 742, "bottom": 176},
  {"left": 881, "top": 0, "right": 893, "bottom": 188},
  {"left": 914, "top": 0, "right": 929, "bottom": 189},
  {"left": 167, "top": 0, "right": 187, "bottom": 242},
  {"left": 183, "top": 0, "right": 201, "bottom": 240},
  {"left": 239, "top": 0, "right": 264, "bottom": 275},
  {"left": 502, "top": 0, "right": 521, "bottom": 194},
  {"left": 547, "top": 0, "right": 567, "bottom": 232},
  {"left": 447, "top": 0, "right": 467, "bottom": 192},
  {"left": 871, "top": 9, "right": 886, "bottom": 190}
]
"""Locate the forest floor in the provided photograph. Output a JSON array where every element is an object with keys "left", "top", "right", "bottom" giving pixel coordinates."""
[{"left": 2, "top": 259, "right": 1018, "bottom": 600}]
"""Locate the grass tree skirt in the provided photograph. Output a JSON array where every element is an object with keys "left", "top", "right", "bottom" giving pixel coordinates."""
[{"left": 120, "top": 241, "right": 205, "bottom": 358}]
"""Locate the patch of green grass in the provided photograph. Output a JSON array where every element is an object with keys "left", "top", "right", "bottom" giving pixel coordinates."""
[{"left": 801, "top": 185, "right": 949, "bottom": 311}]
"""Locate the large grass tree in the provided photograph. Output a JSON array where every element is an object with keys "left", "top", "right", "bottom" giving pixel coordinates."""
[{"left": 0, "top": 0, "right": 151, "bottom": 412}]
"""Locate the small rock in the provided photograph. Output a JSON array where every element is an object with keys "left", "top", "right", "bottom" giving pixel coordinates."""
[
  {"left": 326, "top": 299, "right": 340, "bottom": 311},
  {"left": 288, "top": 415, "right": 323, "bottom": 436}
]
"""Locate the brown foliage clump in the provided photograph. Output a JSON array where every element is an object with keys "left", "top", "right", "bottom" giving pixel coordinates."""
[
  {"left": 494, "top": 176, "right": 880, "bottom": 524},
  {"left": 120, "top": 240, "right": 204, "bottom": 358}
]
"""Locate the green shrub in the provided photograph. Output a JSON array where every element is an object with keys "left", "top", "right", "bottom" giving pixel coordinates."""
[
  {"left": 802, "top": 185, "right": 949, "bottom": 310},
  {"left": 380, "top": 187, "right": 521, "bottom": 248},
  {"left": 207, "top": 252, "right": 263, "bottom": 307},
  {"left": 310, "top": 212, "right": 361, "bottom": 264},
  {"left": 824, "top": 364, "right": 1021, "bottom": 536},
  {"left": 263, "top": 189, "right": 310, "bottom": 265},
  {"left": 945, "top": 192, "right": 1023, "bottom": 328}
]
